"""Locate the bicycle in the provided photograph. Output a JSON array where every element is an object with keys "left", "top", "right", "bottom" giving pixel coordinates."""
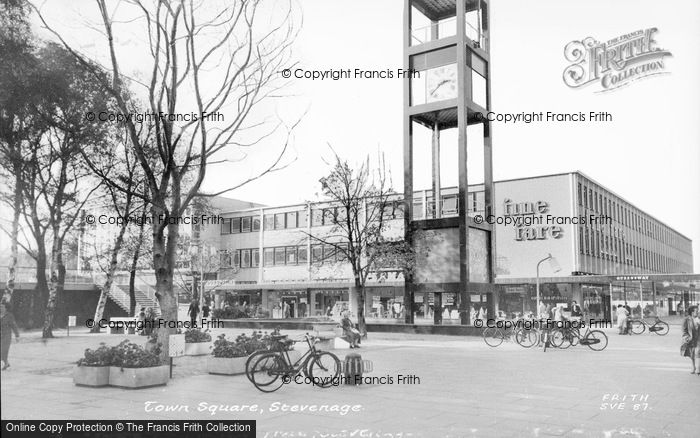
[
  {"left": 629, "top": 316, "right": 669, "bottom": 336},
  {"left": 245, "top": 333, "right": 300, "bottom": 383},
  {"left": 248, "top": 333, "right": 341, "bottom": 393},
  {"left": 551, "top": 324, "right": 608, "bottom": 351},
  {"left": 482, "top": 320, "right": 538, "bottom": 348}
]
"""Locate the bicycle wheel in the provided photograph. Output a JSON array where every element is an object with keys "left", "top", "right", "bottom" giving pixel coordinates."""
[
  {"left": 483, "top": 328, "right": 504, "bottom": 347},
  {"left": 515, "top": 328, "right": 538, "bottom": 348},
  {"left": 250, "top": 353, "right": 286, "bottom": 393},
  {"left": 630, "top": 320, "right": 646, "bottom": 335},
  {"left": 551, "top": 329, "right": 571, "bottom": 349},
  {"left": 245, "top": 350, "right": 270, "bottom": 383},
  {"left": 652, "top": 321, "right": 669, "bottom": 336},
  {"left": 583, "top": 330, "right": 608, "bottom": 351},
  {"left": 308, "top": 351, "right": 341, "bottom": 388}
]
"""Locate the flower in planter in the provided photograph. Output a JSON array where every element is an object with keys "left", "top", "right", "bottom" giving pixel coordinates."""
[
  {"left": 111, "top": 340, "right": 163, "bottom": 368},
  {"left": 77, "top": 343, "right": 115, "bottom": 367},
  {"left": 184, "top": 328, "right": 212, "bottom": 343},
  {"left": 211, "top": 330, "right": 290, "bottom": 358}
]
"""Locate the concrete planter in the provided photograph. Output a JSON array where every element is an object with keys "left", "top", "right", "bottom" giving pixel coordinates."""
[
  {"left": 207, "top": 356, "right": 248, "bottom": 375},
  {"left": 108, "top": 365, "right": 169, "bottom": 389},
  {"left": 185, "top": 342, "right": 212, "bottom": 356},
  {"left": 73, "top": 366, "right": 110, "bottom": 387}
]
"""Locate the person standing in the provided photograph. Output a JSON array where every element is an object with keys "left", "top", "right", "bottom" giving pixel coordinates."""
[
  {"left": 283, "top": 301, "right": 290, "bottom": 319},
  {"left": 201, "top": 302, "right": 210, "bottom": 319},
  {"left": 1, "top": 302, "right": 20, "bottom": 370},
  {"left": 616, "top": 304, "right": 629, "bottom": 335},
  {"left": 680, "top": 305, "right": 698, "bottom": 374},
  {"left": 137, "top": 307, "right": 146, "bottom": 335},
  {"left": 570, "top": 301, "right": 582, "bottom": 318},
  {"left": 188, "top": 300, "right": 200, "bottom": 327}
]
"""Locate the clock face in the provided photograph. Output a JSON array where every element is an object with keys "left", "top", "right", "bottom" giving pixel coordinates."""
[{"left": 426, "top": 64, "right": 457, "bottom": 102}]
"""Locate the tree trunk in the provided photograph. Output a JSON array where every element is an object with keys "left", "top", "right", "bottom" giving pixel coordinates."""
[
  {"left": 3, "top": 170, "right": 22, "bottom": 303},
  {"left": 43, "top": 232, "right": 62, "bottom": 338},
  {"left": 354, "top": 279, "right": 367, "bottom": 338},
  {"left": 31, "top": 247, "right": 49, "bottom": 328},
  {"left": 129, "top": 225, "right": 144, "bottom": 316},
  {"left": 153, "top": 220, "right": 179, "bottom": 363}
]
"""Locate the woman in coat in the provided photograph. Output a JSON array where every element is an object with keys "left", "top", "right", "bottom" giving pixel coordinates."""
[
  {"left": 680, "top": 305, "right": 699, "bottom": 374},
  {"left": 1, "top": 302, "right": 20, "bottom": 370},
  {"left": 340, "top": 311, "right": 361, "bottom": 348}
]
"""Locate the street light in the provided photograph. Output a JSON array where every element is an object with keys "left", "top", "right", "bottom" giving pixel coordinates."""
[{"left": 536, "top": 253, "right": 561, "bottom": 316}]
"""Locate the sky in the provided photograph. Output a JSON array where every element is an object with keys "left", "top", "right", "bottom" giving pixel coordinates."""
[{"left": 23, "top": 0, "right": 700, "bottom": 273}]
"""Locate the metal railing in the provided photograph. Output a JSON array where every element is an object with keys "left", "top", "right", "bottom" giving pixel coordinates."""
[{"left": 410, "top": 17, "right": 488, "bottom": 52}]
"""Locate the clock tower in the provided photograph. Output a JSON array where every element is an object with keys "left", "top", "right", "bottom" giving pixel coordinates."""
[{"left": 403, "top": 0, "right": 495, "bottom": 325}]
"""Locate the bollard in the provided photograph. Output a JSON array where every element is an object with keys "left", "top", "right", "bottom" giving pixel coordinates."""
[{"left": 343, "top": 353, "right": 363, "bottom": 386}]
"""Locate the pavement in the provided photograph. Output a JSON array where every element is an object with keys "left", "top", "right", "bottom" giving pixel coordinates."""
[{"left": 1, "top": 324, "right": 699, "bottom": 438}]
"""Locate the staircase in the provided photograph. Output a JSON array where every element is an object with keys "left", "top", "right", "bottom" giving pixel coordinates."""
[{"left": 95, "top": 272, "right": 161, "bottom": 317}]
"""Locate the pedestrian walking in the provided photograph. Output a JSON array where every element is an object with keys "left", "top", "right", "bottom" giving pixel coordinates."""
[
  {"left": 202, "top": 302, "right": 210, "bottom": 319},
  {"left": 616, "top": 304, "right": 629, "bottom": 335},
  {"left": 680, "top": 305, "right": 699, "bottom": 375},
  {"left": 1, "top": 302, "right": 20, "bottom": 371},
  {"left": 188, "top": 301, "right": 200, "bottom": 327}
]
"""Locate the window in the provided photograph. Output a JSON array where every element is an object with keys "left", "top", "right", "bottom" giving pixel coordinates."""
[
  {"left": 231, "top": 217, "right": 241, "bottom": 234},
  {"left": 298, "top": 246, "right": 308, "bottom": 264},
  {"left": 232, "top": 250, "right": 241, "bottom": 268},
  {"left": 311, "top": 209, "right": 324, "bottom": 227},
  {"left": 311, "top": 245, "right": 323, "bottom": 263},
  {"left": 220, "top": 250, "right": 232, "bottom": 267},
  {"left": 264, "top": 214, "right": 274, "bottom": 231},
  {"left": 323, "top": 208, "right": 336, "bottom": 225},
  {"left": 252, "top": 217, "right": 261, "bottom": 232},
  {"left": 336, "top": 243, "right": 348, "bottom": 261},
  {"left": 221, "top": 218, "right": 231, "bottom": 234},
  {"left": 298, "top": 210, "right": 308, "bottom": 228},
  {"left": 241, "top": 249, "right": 251, "bottom": 268},
  {"left": 286, "top": 246, "right": 297, "bottom": 264},
  {"left": 324, "top": 244, "right": 337, "bottom": 262},
  {"left": 577, "top": 183, "right": 582, "bottom": 206},
  {"left": 274, "top": 247, "right": 286, "bottom": 265},
  {"left": 252, "top": 249, "right": 260, "bottom": 267},
  {"left": 241, "top": 217, "right": 251, "bottom": 233},
  {"left": 335, "top": 207, "right": 347, "bottom": 224},
  {"left": 274, "top": 213, "right": 285, "bottom": 230},
  {"left": 286, "top": 212, "right": 297, "bottom": 229},
  {"left": 264, "top": 248, "right": 274, "bottom": 266}
]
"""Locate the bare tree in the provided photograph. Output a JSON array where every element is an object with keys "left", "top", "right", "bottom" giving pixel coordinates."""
[
  {"left": 34, "top": 0, "right": 299, "bottom": 358},
  {"left": 305, "top": 150, "right": 415, "bottom": 335}
]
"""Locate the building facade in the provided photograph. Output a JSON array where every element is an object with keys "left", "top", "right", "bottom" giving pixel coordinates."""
[{"left": 204, "top": 171, "right": 696, "bottom": 324}]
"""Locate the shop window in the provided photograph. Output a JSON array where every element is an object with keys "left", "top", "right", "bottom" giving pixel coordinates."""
[
  {"left": 241, "top": 249, "right": 251, "bottom": 268},
  {"left": 274, "top": 247, "right": 286, "bottom": 265},
  {"left": 241, "top": 217, "right": 251, "bottom": 233},
  {"left": 252, "top": 248, "right": 260, "bottom": 267},
  {"left": 252, "top": 217, "right": 261, "bottom": 231}
]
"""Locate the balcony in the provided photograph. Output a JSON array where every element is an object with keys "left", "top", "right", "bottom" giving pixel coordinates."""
[{"left": 410, "top": 0, "right": 488, "bottom": 51}]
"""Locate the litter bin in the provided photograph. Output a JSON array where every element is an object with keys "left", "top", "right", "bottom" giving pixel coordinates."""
[{"left": 343, "top": 353, "right": 363, "bottom": 386}]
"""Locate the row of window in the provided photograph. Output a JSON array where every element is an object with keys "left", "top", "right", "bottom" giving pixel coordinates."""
[
  {"left": 578, "top": 226, "right": 689, "bottom": 272},
  {"left": 577, "top": 180, "right": 686, "bottom": 250},
  {"left": 220, "top": 203, "right": 404, "bottom": 235},
  {"left": 221, "top": 244, "right": 352, "bottom": 268}
]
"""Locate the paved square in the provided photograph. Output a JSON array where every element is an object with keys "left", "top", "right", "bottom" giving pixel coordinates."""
[{"left": 1, "top": 326, "right": 698, "bottom": 437}]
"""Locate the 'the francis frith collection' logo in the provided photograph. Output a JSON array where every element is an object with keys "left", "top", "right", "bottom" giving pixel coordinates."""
[{"left": 563, "top": 28, "right": 672, "bottom": 92}]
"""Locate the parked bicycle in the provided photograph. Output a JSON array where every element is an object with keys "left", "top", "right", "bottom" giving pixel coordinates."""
[
  {"left": 482, "top": 321, "right": 538, "bottom": 348},
  {"left": 550, "top": 324, "right": 608, "bottom": 351},
  {"left": 248, "top": 333, "right": 341, "bottom": 393},
  {"left": 629, "top": 316, "right": 669, "bottom": 336},
  {"left": 245, "top": 333, "right": 300, "bottom": 383}
]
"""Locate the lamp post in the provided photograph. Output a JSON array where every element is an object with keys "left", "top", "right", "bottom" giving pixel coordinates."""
[{"left": 536, "top": 253, "right": 561, "bottom": 316}]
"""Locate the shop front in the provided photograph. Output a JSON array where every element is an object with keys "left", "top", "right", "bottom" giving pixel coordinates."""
[{"left": 310, "top": 289, "right": 349, "bottom": 318}]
